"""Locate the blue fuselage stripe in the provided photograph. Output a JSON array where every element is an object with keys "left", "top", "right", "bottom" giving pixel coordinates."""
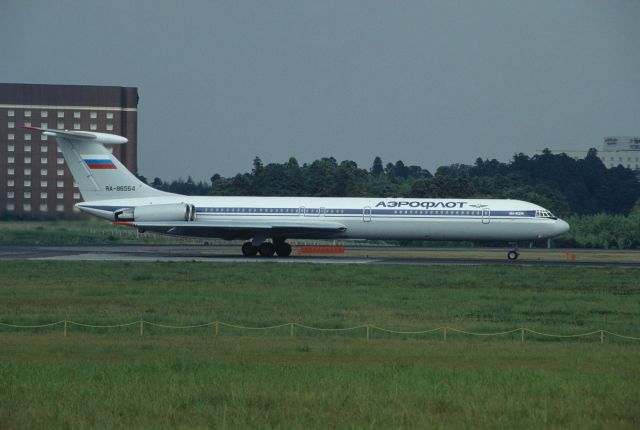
[{"left": 191, "top": 207, "right": 536, "bottom": 218}]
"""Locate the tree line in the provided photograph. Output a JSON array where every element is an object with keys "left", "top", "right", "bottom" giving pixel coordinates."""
[{"left": 146, "top": 149, "right": 640, "bottom": 217}]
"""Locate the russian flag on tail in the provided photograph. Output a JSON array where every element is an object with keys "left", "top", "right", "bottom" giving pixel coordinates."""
[{"left": 82, "top": 155, "right": 116, "bottom": 170}]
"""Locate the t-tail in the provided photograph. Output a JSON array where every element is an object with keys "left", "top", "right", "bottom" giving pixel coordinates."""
[{"left": 22, "top": 126, "right": 174, "bottom": 201}]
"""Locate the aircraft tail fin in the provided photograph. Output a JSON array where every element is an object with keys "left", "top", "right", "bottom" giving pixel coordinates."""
[{"left": 22, "top": 126, "right": 174, "bottom": 201}]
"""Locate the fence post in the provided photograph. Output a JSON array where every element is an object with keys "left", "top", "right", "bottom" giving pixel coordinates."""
[
  {"left": 443, "top": 327, "right": 447, "bottom": 342},
  {"left": 521, "top": 327, "right": 524, "bottom": 344},
  {"left": 64, "top": 319, "right": 67, "bottom": 337},
  {"left": 366, "top": 325, "right": 370, "bottom": 343},
  {"left": 600, "top": 330, "right": 604, "bottom": 345},
  {"left": 215, "top": 321, "right": 219, "bottom": 337},
  {"left": 290, "top": 323, "right": 294, "bottom": 337},
  {"left": 140, "top": 320, "right": 144, "bottom": 337}
]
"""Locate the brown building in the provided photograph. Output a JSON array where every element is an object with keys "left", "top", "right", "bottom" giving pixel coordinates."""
[{"left": 0, "top": 83, "right": 138, "bottom": 217}]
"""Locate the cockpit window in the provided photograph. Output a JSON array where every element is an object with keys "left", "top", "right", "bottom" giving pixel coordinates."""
[{"left": 535, "top": 210, "right": 557, "bottom": 220}]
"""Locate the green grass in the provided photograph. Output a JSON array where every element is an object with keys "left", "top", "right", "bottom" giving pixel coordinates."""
[
  {"left": 2, "top": 335, "right": 639, "bottom": 429},
  {"left": 0, "top": 262, "right": 637, "bottom": 335},
  {"left": 1, "top": 262, "right": 639, "bottom": 428}
]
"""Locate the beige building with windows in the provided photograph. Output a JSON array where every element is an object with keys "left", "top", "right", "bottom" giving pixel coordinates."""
[
  {"left": 548, "top": 136, "right": 640, "bottom": 170},
  {"left": 1, "top": 83, "right": 138, "bottom": 217}
]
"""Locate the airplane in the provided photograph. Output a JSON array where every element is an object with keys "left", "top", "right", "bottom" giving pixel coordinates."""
[{"left": 22, "top": 126, "right": 569, "bottom": 260}]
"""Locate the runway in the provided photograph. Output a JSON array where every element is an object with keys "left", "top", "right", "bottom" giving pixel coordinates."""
[{"left": 1, "top": 244, "right": 639, "bottom": 267}]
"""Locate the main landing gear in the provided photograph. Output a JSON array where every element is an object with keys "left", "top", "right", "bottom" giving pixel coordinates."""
[
  {"left": 507, "top": 243, "right": 519, "bottom": 261},
  {"left": 241, "top": 240, "right": 292, "bottom": 257}
]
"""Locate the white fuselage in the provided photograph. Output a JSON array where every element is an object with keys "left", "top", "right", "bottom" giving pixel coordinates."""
[{"left": 78, "top": 196, "right": 569, "bottom": 242}]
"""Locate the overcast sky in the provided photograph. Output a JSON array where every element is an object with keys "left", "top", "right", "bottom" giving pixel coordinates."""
[{"left": 1, "top": 0, "right": 639, "bottom": 181}]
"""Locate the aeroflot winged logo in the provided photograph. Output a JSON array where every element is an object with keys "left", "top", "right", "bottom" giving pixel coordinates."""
[
  {"left": 82, "top": 156, "right": 116, "bottom": 170},
  {"left": 376, "top": 200, "right": 467, "bottom": 208}
]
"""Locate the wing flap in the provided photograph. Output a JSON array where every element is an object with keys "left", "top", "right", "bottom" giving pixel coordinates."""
[
  {"left": 131, "top": 219, "right": 347, "bottom": 232},
  {"left": 123, "top": 219, "right": 347, "bottom": 239}
]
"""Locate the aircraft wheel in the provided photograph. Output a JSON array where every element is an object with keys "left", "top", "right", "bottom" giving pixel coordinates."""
[
  {"left": 258, "top": 242, "right": 276, "bottom": 257},
  {"left": 275, "top": 242, "right": 292, "bottom": 257},
  {"left": 241, "top": 242, "right": 258, "bottom": 257},
  {"left": 507, "top": 250, "right": 519, "bottom": 260}
]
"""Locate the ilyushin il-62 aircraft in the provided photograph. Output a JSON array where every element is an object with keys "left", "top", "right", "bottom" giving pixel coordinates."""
[{"left": 23, "top": 126, "right": 569, "bottom": 260}]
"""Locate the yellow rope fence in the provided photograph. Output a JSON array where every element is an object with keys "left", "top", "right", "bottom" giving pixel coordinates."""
[{"left": 1, "top": 320, "right": 639, "bottom": 343}]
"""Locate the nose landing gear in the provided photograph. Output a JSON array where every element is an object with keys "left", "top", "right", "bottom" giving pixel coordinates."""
[{"left": 507, "top": 243, "right": 519, "bottom": 260}]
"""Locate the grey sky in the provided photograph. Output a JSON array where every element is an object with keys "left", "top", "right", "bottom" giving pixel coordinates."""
[{"left": 1, "top": 0, "right": 639, "bottom": 181}]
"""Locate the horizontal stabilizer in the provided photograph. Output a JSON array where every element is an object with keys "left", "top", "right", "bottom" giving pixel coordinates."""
[{"left": 21, "top": 125, "right": 128, "bottom": 144}]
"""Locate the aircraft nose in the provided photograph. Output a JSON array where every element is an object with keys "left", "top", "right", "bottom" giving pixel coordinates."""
[{"left": 555, "top": 219, "right": 570, "bottom": 235}]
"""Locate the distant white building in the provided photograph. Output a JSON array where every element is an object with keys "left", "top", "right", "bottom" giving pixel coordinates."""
[{"left": 548, "top": 137, "right": 640, "bottom": 170}]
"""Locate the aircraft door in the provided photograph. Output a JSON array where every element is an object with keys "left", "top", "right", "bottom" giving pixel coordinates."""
[
  {"left": 482, "top": 208, "right": 491, "bottom": 224},
  {"left": 363, "top": 206, "right": 372, "bottom": 222},
  {"left": 305, "top": 207, "right": 319, "bottom": 217}
]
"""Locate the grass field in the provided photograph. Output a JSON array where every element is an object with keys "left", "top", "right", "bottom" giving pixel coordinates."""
[{"left": 1, "top": 262, "right": 639, "bottom": 428}]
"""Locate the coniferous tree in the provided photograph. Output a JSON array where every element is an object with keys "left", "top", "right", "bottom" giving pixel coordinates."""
[{"left": 371, "top": 156, "right": 384, "bottom": 176}]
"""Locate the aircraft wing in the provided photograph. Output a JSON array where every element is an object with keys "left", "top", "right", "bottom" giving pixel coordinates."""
[{"left": 116, "top": 219, "right": 347, "bottom": 240}]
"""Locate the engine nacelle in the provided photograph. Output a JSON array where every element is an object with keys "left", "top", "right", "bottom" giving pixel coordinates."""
[{"left": 115, "top": 203, "right": 196, "bottom": 222}]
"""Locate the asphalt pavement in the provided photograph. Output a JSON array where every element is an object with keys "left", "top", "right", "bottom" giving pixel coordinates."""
[{"left": 1, "top": 244, "right": 639, "bottom": 267}]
